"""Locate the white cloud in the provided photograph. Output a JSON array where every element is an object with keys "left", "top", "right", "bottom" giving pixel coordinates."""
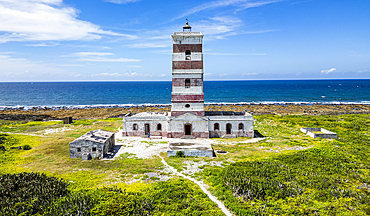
[
  {"left": 194, "top": 16, "right": 242, "bottom": 37},
  {"left": 105, "top": 0, "right": 140, "bottom": 4},
  {"left": 159, "top": 74, "right": 166, "bottom": 77},
  {"left": 321, "top": 68, "right": 337, "bottom": 74},
  {"left": 205, "top": 52, "right": 240, "bottom": 55},
  {"left": 26, "top": 42, "right": 59, "bottom": 47},
  {"left": 79, "top": 57, "right": 139, "bottom": 62},
  {"left": 247, "top": 53, "right": 266, "bottom": 55},
  {"left": 173, "top": 0, "right": 282, "bottom": 21},
  {"left": 242, "top": 73, "right": 258, "bottom": 76},
  {"left": 219, "top": 73, "right": 228, "bottom": 76},
  {"left": 65, "top": 52, "right": 140, "bottom": 62},
  {"left": 127, "top": 43, "right": 169, "bottom": 48},
  {"left": 91, "top": 71, "right": 156, "bottom": 78},
  {"left": 95, "top": 73, "right": 121, "bottom": 76},
  {"left": 0, "top": 0, "right": 137, "bottom": 43},
  {"left": 236, "top": 0, "right": 283, "bottom": 12},
  {"left": 68, "top": 52, "right": 115, "bottom": 57},
  {"left": 55, "top": 64, "right": 84, "bottom": 67},
  {"left": 0, "top": 54, "right": 65, "bottom": 80}
]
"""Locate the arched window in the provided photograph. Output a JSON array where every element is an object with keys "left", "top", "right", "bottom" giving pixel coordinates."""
[
  {"left": 133, "top": 124, "right": 138, "bottom": 130},
  {"left": 214, "top": 123, "right": 219, "bottom": 131},
  {"left": 157, "top": 123, "right": 162, "bottom": 131},
  {"left": 185, "top": 50, "right": 191, "bottom": 55},
  {"left": 238, "top": 123, "right": 244, "bottom": 130},
  {"left": 185, "top": 78, "right": 190, "bottom": 88},
  {"left": 185, "top": 104, "right": 190, "bottom": 108}
]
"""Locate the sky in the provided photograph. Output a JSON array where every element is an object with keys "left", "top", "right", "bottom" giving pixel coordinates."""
[{"left": 0, "top": 0, "right": 369, "bottom": 82}]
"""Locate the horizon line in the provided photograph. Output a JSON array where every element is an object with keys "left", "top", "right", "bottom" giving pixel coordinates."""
[{"left": 1, "top": 78, "right": 370, "bottom": 83}]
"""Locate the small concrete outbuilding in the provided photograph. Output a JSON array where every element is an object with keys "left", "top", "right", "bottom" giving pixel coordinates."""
[
  {"left": 69, "top": 129, "right": 115, "bottom": 160},
  {"left": 300, "top": 128, "right": 337, "bottom": 139}
]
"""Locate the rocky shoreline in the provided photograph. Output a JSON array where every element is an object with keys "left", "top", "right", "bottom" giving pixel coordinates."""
[{"left": 0, "top": 103, "right": 369, "bottom": 121}]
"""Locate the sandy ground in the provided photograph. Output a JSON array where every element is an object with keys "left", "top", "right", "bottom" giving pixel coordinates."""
[{"left": 114, "top": 131, "right": 219, "bottom": 159}]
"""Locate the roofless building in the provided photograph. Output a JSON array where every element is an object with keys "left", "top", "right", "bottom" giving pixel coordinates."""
[{"left": 122, "top": 22, "right": 254, "bottom": 139}]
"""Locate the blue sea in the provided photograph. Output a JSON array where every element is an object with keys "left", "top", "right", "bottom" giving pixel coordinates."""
[{"left": 0, "top": 79, "right": 369, "bottom": 109}]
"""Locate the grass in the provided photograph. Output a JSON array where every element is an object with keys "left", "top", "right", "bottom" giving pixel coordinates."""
[
  {"left": 199, "top": 114, "right": 370, "bottom": 215},
  {"left": 1, "top": 114, "right": 369, "bottom": 215},
  {"left": 0, "top": 120, "right": 63, "bottom": 133}
]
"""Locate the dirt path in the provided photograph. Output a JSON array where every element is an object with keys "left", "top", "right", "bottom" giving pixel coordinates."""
[{"left": 159, "top": 155, "right": 233, "bottom": 216}]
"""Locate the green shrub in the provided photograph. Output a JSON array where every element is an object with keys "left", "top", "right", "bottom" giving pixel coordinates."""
[
  {"left": 0, "top": 172, "right": 68, "bottom": 215},
  {"left": 22, "top": 144, "right": 31, "bottom": 150},
  {"left": 202, "top": 114, "right": 370, "bottom": 215},
  {"left": 175, "top": 151, "right": 185, "bottom": 158},
  {"left": 221, "top": 161, "right": 302, "bottom": 202},
  {"left": 44, "top": 191, "right": 96, "bottom": 216}
]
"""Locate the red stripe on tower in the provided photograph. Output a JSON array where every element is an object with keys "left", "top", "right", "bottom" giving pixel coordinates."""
[
  {"left": 172, "top": 61, "right": 203, "bottom": 70},
  {"left": 173, "top": 44, "right": 202, "bottom": 53}
]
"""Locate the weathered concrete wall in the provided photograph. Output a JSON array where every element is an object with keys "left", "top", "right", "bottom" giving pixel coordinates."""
[
  {"left": 171, "top": 31, "right": 204, "bottom": 118},
  {"left": 208, "top": 115, "right": 254, "bottom": 138},
  {"left": 172, "top": 32, "right": 203, "bottom": 45},
  {"left": 172, "top": 69, "right": 203, "bottom": 76},
  {"left": 168, "top": 113, "right": 209, "bottom": 138},
  {"left": 172, "top": 78, "right": 203, "bottom": 87},
  {"left": 209, "top": 130, "right": 254, "bottom": 138},
  {"left": 123, "top": 114, "right": 169, "bottom": 137},
  {"left": 172, "top": 53, "right": 203, "bottom": 61},
  {"left": 69, "top": 130, "right": 115, "bottom": 160},
  {"left": 167, "top": 150, "right": 213, "bottom": 157},
  {"left": 173, "top": 44, "right": 202, "bottom": 53},
  {"left": 171, "top": 94, "right": 204, "bottom": 102},
  {"left": 171, "top": 111, "right": 205, "bottom": 117},
  {"left": 172, "top": 61, "right": 203, "bottom": 70}
]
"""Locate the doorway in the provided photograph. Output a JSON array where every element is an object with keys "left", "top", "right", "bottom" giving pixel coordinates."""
[
  {"left": 145, "top": 124, "right": 150, "bottom": 135},
  {"left": 226, "top": 123, "right": 232, "bottom": 134},
  {"left": 185, "top": 124, "right": 192, "bottom": 135}
]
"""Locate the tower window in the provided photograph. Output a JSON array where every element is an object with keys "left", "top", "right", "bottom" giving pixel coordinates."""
[
  {"left": 92, "top": 147, "right": 96, "bottom": 152},
  {"left": 185, "top": 50, "right": 191, "bottom": 60},
  {"left": 157, "top": 124, "right": 162, "bottom": 131},
  {"left": 77, "top": 148, "right": 81, "bottom": 152},
  {"left": 185, "top": 104, "right": 190, "bottom": 108},
  {"left": 185, "top": 78, "right": 190, "bottom": 88},
  {"left": 214, "top": 123, "right": 219, "bottom": 131},
  {"left": 133, "top": 124, "right": 138, "bottom": 130}
]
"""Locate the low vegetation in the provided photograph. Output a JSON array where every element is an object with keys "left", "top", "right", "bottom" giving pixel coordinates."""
[
  {"left": 200, "top": 114, "right": 370, "bottom": 215},
  {"left": 0, "top": 114, "right": 369, "bottom": 215}
]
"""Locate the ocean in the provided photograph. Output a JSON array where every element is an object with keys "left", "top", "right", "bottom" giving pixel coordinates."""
[{"left": 0, "top": 79, "right": 369, "bottom": 109}]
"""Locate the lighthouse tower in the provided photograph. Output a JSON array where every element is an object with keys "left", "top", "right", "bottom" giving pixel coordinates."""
[{"left": 171, "top": 22, "right": 205, "bottom": 117}]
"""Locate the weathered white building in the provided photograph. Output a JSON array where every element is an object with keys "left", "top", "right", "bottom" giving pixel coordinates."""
[
  {"left": 123, "top": 23, "right": 254, "bottom": 139},
  {"left": 69, "top": 129, "right": 115, "bottom": 160}
]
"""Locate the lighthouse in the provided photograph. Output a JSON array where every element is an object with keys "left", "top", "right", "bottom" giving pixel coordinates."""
[
  {"left": 171, "top": 22, "right": 205, "bottom": 116},
  {"left": 122, "top": 22, "right": 254, "bottom": 140}
]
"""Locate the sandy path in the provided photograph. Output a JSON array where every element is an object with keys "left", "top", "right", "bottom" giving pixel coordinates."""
[{"left": 159, "top": 155, "right": 233, "bottom": 216}]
